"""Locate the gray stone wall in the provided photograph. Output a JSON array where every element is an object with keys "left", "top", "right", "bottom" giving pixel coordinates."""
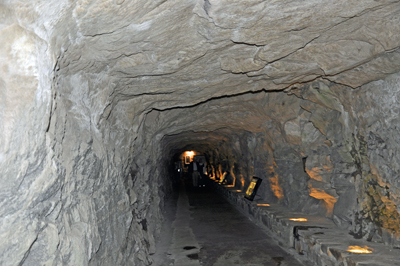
[
  {"left": 2, "top": 0, "right": 400, "bottom": 265},
  {"left": 154, "top": 75, "right": 400, "bottom": 245}
]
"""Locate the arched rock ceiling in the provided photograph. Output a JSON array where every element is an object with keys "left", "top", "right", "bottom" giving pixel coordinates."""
[
  {"left": 51, "top": 0, "right": 400, "bottom": 113},
  {"left": 9, "top": 0, "right": 399, "bottom": 147},
  {"left": 152, "top": 91, "right": 300, "bottom": 157},
  {"left": 40, "top": 0, "right": 400, "bottom": 116},
  {"left": 162, "top": 131, "right": 231, "bottom": 156}
]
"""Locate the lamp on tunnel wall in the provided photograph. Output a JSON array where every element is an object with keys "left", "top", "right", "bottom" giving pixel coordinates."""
[
  {"left": 184, "top": 151, "right": 194, "bottom": 164},
  {"left": 244, "top": 177, "right": 262, "bottom": 201},
  {"left": 219, "top": 171, "right": 229, "bottom": 184},
  {"left": 185, "top": 155, "right": 191, "bottom": 164}
]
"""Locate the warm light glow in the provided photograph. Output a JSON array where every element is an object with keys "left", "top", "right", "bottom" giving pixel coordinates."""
[
  {"left": 305, "top": 159, "right": 332, "bottom": 182},
  {"left": 234, "top": 190, "right": 242, "bottom": 192},
  {"left": 183, "top": 151, "right": 195, "bottom": 164},
  {"left": 306, "top": 167, "right": 324, "bottom": 182},
  {"left": 185, "top": 151, "right": 194, "bottom": 157},
  {"left": 257, "top": 204, "right": 270, "bottom": 207},
  {"left": 219, "top": 171, "right": 228, "bottom": 184},
  {"left": 218, "top": 165, "right": 223, "bottom": 180},
  {"left": 230, "top": 165, "right": 236, "bottom": 187},
  {"left": 268, "top": 162, "right": 284, "bottom": 200},
  {"left": 308, "top": 187, "right": 337, "bottom": 216},
  {"left": 347, "top": 246, "right": 373, "bottom": 254},
  {"left": 289, "top": 218, "right": 308, "bottom": 222},
  {"left": 208, "top": 165, "right": 216, "bottom": 180},
  {"left": 245, "top": 181, "right": 256, "bottom": 197}
]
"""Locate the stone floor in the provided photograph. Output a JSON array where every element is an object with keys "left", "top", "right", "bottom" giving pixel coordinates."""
[{"left": 151, "top": 180, "right": 309, "bottom": 266}]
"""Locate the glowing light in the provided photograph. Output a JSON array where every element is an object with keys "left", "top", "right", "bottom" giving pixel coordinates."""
[
  {"left": 347, "top": 246, "right": 373, "bottom": 254},
  {"left": 185, "top": 151, "right": 194, "bottom": 157},
  {"left": 289, "top": 218, "right": 308, "bottom": 222},
  {"left": 217, "top": 165, "right": 223, "bottom": 180},
  {"left": 234, "top": 190, "right": 242, "bottom": 192},
  {"left": 268, "top": 163, "right": 284, "bottom": 200},
  {"left": 308, "top": 187, "right": 337, "bottom": 216},
  {"left": 230, "top": 165, "right": 236, "bottom": 187},
  {"left": 219, "top": 172, "right": 228, "bottom": 184},
  {"left": 183, "top": 151, "right": 195, "bottom": 164},
  {"left": 245, "top": 181, "right": 256, "bottom": 197},
  {"left": 257, "top": 204, "right": 270, "bottom": 207},
  {"left": 211, "top": 165, "right": 216, "bottom": 179}
]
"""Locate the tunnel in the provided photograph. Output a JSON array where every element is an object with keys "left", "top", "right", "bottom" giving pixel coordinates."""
[{"left": 2, "top": 1, "right": 400, "bottom": 265}]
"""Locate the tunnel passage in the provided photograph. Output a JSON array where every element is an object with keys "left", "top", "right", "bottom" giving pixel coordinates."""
[
  {"left": 158, "top": 89, "right": 348, "bottom": 219},
  {"left": 2, "top": 1, "right": 400, "bottom": 266},
  {"left": 156, "top": 82, "right": 400, "bottom": 242},
  {"left": 157, "top": 168, "right": 309, "bottom": 266}
]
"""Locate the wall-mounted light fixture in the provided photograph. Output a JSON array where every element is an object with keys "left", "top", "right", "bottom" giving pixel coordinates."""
[
  {"left": 244, "top": 177, "right": 262, "bottom": 201},
  {"left": 184, "top": 151, "right": 194, "bottom": 164},
  {"left": 289, "top": 218, "right": 308, "bottom": 222}
]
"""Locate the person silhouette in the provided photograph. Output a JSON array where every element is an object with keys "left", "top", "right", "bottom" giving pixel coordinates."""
[
  {"left": 198, "top": 159, "right": 205, "bottom": 187},
  {"left": 189, "top": 158, "right": 200, "bottom": 188}
]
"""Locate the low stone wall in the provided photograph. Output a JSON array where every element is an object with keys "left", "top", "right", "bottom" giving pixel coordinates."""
[{"left": 211, "top": 181, "right": 400, "bottom": 266}]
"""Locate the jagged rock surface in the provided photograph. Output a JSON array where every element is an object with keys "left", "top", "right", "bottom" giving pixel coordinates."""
[{"left": 1, "top": 0, "right": 400, "bottom": 265}]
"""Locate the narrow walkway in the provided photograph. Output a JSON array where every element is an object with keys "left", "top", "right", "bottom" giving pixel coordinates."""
[{"left": 155, "top": 180, "right": 306, "bottom": 266}]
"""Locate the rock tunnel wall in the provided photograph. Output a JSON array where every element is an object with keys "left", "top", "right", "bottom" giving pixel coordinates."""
[
  {"left": 2, "top": 0, "right": 400, "bottom": 265},
  {"left": 158, "top": 74, "right": 400, "bottom": 246}
]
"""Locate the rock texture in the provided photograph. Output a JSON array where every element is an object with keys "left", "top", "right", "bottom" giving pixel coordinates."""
[{"left": 1, "top": 0, "right": 400, "bottom": 265}]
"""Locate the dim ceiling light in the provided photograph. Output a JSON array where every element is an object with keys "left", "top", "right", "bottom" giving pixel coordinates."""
[
  {"left": 257, "top": 204, "right": 270, "bottom": 206},
  {"left": 289, "top": 218, "right": 308, "bottom": 222},
  {"left": 347, "top": 246, "right": 373, "bottom": 254}
]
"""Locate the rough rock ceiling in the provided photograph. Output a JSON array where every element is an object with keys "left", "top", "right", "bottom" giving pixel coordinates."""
[{"left": 53, "top": 0, "right": 400, "bottom": 104}]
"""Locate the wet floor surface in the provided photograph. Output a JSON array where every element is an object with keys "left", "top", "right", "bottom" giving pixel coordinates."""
[{"left": 159, "top": 180, "right": 306, "bottom": 266}]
